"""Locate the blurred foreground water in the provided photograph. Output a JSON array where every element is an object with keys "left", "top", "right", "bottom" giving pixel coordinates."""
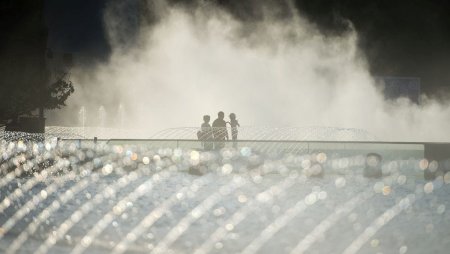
[{"left": 0, "top": 139, "right": 449, "bottom": 254}]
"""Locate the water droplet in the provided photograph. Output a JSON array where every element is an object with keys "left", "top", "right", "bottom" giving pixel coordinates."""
[
  {"left": 397, "top": 175, "right": 407, "bottom": 185},
  {"left": 399, "top": 245, "right": 408, "bottom": 254},
  {"left": 142, "top": 156, "right": 150, "bottom": 164},
  {"left": 335, "top": 177, "right": 346, "bottom": 188},
  {"left": 3, "top": 198, "right": 11, "bottom": 208},
  {"left": 213, "top": 207, "right": 225, "bottom": 216},
  {"left": 81, "top": 236, "right": 92, "bottom": 247},
  {"left": 240, "top": 147, "right": 251, "bottom": 157},
  {"left": 419, "top": 159, "right": 429, "bottom": 170},
  {"left": 40, "top": 190, "right": 48, "bottom": 199},
  {"left": 102, "top": 164, "right": 113, "bottom": 175},
  {"left": 444, "top": 172, "right": 450, "bottom": 184},
  {"left": 429, "top": 160, "right": 439, "bottom": 172},
  {"left": 424, "top": 182, "right": 434, "bottom": 194},
  {"left": 190, "top": 151, "right": 200, "bottom": 160},
  {"left": 126, "top": 233, "right": 136, "bottom": 241},
  {"left": 225, "top": 224, "right": 234, "bottom": 231},
  {"left": 437, "top": 204, "right": 446, "bottom": 214},
  {"left": 222, "top": 164, "right": 233, "bottom": 175},
  {"left": 238, "top": 195, "right": 247, "bottom": 203},
  {"left": 305, "top": 193, "right": 317, "bottom": 205},
  {"left": 373, "top": 182, "right": 384, "bottom": 193},
  {"left": 301, "top": 159, "right": 311, "bottom": 169}
]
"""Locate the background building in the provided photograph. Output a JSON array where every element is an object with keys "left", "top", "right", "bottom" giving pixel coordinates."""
[
  {"left": 379, "top": 77, "right": 421, "bottom": 104},
  {"left": 0, "top": 0, "right": 48, "bottom": 130}
]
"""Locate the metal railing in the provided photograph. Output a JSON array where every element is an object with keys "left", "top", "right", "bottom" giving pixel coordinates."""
[{"left": 56, "top": 138, "right": 426, "bottom": 160}]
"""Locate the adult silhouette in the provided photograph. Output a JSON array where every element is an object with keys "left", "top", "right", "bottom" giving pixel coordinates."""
[{"left": 212, "top": 111, "right": 228, "bottom": 149}]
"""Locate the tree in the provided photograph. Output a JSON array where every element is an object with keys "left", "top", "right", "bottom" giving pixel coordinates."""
[{"left": 0, "top": 73, "right": 74, "bottom": 126}]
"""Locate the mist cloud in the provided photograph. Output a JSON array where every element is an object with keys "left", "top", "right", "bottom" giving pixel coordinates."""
[{"left": 60, "top": 0, "right": 450, "bottom": 141}]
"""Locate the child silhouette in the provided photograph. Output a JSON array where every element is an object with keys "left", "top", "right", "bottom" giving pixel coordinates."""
[{"left": 228, "top": 113, "right": 240, "bottom": 148}]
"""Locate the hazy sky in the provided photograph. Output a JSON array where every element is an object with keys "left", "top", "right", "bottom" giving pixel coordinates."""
[{"left": 44, "top": 0, "right": 110, "bottom": 61}]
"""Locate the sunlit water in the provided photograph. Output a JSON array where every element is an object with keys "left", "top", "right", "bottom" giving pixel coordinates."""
[{"left": 0, "top": 140, "right": 449, "bottom": 254}]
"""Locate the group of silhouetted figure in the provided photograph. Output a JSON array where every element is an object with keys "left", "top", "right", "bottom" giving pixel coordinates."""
[{"left": 197, "top": 111, "right": 240, "bottom": 150}]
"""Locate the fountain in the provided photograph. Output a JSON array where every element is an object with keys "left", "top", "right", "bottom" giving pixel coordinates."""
[
  {"left": 118, "top": 104, "right": 125, "bottom": 128},
  {"left": 78, "top": 106, "right": 86, "bottom": 128},
  {"left": 78, "top": 106, "right": 87, "bottom": 137},
  {"left": 98, "top": 106, "right": 106, "bottom": 127},
  {"left": 0, "top": 138, "right": 449, "bottom": 254}
]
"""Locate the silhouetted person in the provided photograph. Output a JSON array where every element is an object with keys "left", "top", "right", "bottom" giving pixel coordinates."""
[
  {"left": 212, "top": 111, "right": 228, "bottom": 149},
  {"left": 199, "top": 115, "right": 213, "bottom": 150},
  {"left": 228, "top": 113, "right": 240, "bottom": 148}
]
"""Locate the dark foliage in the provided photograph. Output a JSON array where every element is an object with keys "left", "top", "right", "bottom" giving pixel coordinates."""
[
  {"left": 43, "top": 73, "right": 75, "bottom": 110},
  {"left": 0, "top": 72, "right": 74, "bottom": 125}
]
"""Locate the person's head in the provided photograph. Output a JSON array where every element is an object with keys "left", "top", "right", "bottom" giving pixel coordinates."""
[
  {"left": 218, "top": 111, "right": 224, "bottom": 119},
  {"left": 203, "top": 115, "right": 210, "bottom": 123},
  {"left": 229, "top": 113, "right": 236, "bottom": 120}
]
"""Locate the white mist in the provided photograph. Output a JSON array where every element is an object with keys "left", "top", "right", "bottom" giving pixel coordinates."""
[{"left": 60, "top": 1, "right": 450, "bottom": 141}]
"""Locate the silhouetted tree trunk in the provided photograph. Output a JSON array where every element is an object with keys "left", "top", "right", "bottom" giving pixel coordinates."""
[{"left": 0, "top": 0, "right": 74, "bottom": 133}]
